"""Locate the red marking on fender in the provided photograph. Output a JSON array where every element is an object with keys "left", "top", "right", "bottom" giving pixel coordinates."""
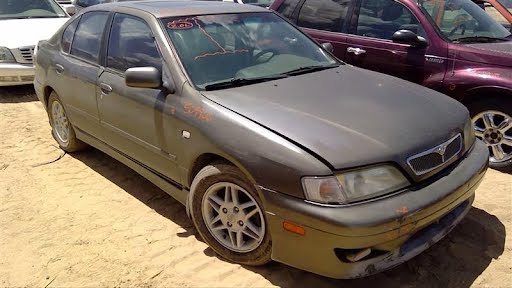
[{"left": 183, "top": 102, "right": 212, "bottom": 122}]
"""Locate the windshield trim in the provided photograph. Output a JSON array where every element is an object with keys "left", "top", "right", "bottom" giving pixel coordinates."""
[{"left": 159, "top": 11, "right": 342, "bottom": 91}]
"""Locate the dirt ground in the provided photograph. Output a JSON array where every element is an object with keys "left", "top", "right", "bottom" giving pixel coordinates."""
[{"left": 0, "top": 85, "right": 510, "bottom": 288}]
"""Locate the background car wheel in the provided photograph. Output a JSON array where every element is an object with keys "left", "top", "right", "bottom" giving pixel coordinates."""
[
  {"left": 467, "top": 97, "right": 512, "bottom": 170},
  {"left": 189, "top": 162, "right": 272, "bottom": 266},
  {"left": 47, "top": 92, "right": 87, "bottom": 152}
]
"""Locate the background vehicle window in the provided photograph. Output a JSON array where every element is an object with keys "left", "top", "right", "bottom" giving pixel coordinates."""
[
  {"left": 0, "top": 0, "right": 67, "bottom": 19},
  {"left": 62, "top": 17, "right": 80, "bottom": 53},
  {"left": 355, "top": 0, "right": 425, "bottom": 39},
  {"left": 76, "top": 0, "right": 111, "bottom": 7},
  {"left": 107, "top": 14, "right": 162, "bottom": 72},
  {"left": 70, "top": 12, "right": 109, "bottom": 63},
  {"left": 483, "top": 3, "right": 510, "bottom": 28},
  {"left": 419, "top": 0, "right": 510, "bottom": 41},
  {"left": 276, "top": 0, "right": 301, "bottom": 20},
  {"left": 497, "top": 0, "right": 512, "bottom": 8},
  {"left": 298, "top": 0, "right": 352, "bottom": 32}
]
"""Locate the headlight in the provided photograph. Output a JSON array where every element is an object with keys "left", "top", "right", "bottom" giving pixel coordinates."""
[
  {"left": 0, "top": 47, "right": 15, "bottom": 63},
  {"left": 303, "top": 165, "right": 410, "bottom": 204},
  {"left": 464, "top": 117, "right": 476, "bottom": 149}
]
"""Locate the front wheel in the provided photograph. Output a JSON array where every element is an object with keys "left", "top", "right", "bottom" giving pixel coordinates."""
[
  {"left": 189, "top": 163, "right": 272, "bottom": 266},
  {"left": 468, "top": 97, "right": 512, "bottom": 170}
]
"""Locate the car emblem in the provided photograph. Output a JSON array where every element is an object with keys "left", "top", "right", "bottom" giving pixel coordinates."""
[{"left": 436, "top": 144, "right": 447, "bottom": 162}]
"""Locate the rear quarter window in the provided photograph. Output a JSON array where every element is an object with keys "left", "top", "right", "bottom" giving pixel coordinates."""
[
  {"left": 61, "top": 17, "right": 80, "bottom": 53},
  {"left": 70, "top": 11, "right": 110, "bottom": 63}
]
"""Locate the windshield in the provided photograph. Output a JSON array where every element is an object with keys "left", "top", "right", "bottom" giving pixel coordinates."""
[
  {"left": 162, "top": 13, "right": 338, "bottom": 90},
  {"left": 419, "top": 0, "right": 511, "bottom": 41},
  {"left": 0, "top": 0, "right": 67, "bottom": 19}
]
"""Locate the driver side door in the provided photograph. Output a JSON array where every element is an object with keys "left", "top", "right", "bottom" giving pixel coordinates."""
[{"left": 97, "top": 13, "right": 181, "bottom": 183}]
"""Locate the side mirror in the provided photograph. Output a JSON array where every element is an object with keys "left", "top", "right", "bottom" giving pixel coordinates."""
[
  {"left": 322, "top": 42, "right": 334, "bottom": 52},
  {"left": 392, "top": 30, "right": 428, "bottom": 48},
  {"left": 65, "top": 6, "right": 76, "bottom": 16},
  {"left": 125, "top": 67, "right": 162, "bottom": 89}
]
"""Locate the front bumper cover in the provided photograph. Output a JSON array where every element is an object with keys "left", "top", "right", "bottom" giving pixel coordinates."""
[
  {"left": 260, "top": 140, "right": 488, "bottom": 279},
  {"left": 0, "top": 63, "right": 34, "bottom": 86}
]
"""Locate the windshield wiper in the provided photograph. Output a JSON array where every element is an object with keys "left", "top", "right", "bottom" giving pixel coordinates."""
[
  {"left": 452, "top": 36, "right": 510, "bottom": 43},
  {"left": 282, "top": 63, "right": 340, "bottom": 76},
  {"left": 204, "top": 75, "right": 288, "bottom": 91}
]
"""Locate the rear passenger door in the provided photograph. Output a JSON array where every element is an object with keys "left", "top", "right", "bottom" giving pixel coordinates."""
[
  {"left": 97, "top": 13, "right": 180, "bottom": 183},
  {"left": 54, "top": 11, "right": 111, "bottom": 138}
]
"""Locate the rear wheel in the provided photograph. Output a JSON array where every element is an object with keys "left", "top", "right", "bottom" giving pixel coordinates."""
[
  {"left": 189, "top": 163, "right": 272, "bottom": 266},
  {"left": 468, "top": 97, "right": 512, "bottom": 170},
  {"left": 47, "top": 92, "right": 87, "bottom": 152}
]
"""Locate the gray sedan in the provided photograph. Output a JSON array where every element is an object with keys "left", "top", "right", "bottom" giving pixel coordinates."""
[{"left": 34, "top": 0, "right": 489, "bottom": 279}]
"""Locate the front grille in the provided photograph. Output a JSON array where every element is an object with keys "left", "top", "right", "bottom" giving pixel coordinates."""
[
  {"left": 12, "top": 46, "right": 35, "bottom": 64},
  {"left": 407, "top": 134, "right": 462, "bottom": 175},
  {"left": 19, "top": 47, "right": 34, "bottom": 63}
]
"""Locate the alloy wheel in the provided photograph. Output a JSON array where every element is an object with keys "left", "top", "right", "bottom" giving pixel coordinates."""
[
  {"left": 472, "top": 110, "right": 512, "bottom": 164},
  {"left": 201, "top": 182, "right": 265, "bottom": 253}
]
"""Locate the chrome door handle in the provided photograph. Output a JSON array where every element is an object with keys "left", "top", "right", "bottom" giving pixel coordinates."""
[
  {"left": 99, "top": 83, "right": 112, "bottom": 94},
  {"left": 347, "top": 47, "right": 366, "bottom": 55},
  {"left": 55, "top": 64, "right": 64, "bottom": 74}
]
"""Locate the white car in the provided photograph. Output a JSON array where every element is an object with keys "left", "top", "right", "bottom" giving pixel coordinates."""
[{"left": 0, "top": 0, "right": 70, "bottom": 86}]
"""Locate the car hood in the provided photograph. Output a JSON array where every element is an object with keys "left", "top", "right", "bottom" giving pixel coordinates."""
[
  {"left": 458, "top": 41, "right": 512, "bottom": 67},
  {"left": 202, "top": 66, "right": 468, "bottom": 178},
  {"left": 0, "top": 18, "right": 69, "bottom": 48}
]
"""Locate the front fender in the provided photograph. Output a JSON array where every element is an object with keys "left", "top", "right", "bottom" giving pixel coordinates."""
[{"left": 443, "top": 67, "right": 512, "bottom": 100}]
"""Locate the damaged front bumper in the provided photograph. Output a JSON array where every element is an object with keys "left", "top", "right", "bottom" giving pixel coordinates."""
[{"left": 260, "top": 140, "right": 488, "bottom": 279}]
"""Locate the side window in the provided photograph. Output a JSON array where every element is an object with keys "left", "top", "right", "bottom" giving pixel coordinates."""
[
  {"left": 276, "top": 0, "right": 301, "bottom": 20},
  {"left": 297, "top": 0, "right": 352, "bottom": 32},
  {"left": 354, "top": 0, "right": 425, "bottom": 40},
  {"left": 107, "top": 14, "right": 162, "bottom": 73},
  {"left": 70, "top": 12, "right": 109, "bottom": 63},
  {"left": 61, "top": 17, "right": 80, "bottom": 53}
]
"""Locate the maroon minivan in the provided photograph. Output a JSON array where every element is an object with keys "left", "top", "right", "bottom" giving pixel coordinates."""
[{"left": 271, "top": 0, "right": 512, "bottom": 169}]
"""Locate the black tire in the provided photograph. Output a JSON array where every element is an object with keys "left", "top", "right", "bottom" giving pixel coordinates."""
[
  {"left": 189, "top": 162, "right": 272, "bottom": 266},
  {"left": 47, "top": 92, "right": 87, "bottom": 152},
  {"left": 466, "top": 96, "right": 512, "bottom": 171}
]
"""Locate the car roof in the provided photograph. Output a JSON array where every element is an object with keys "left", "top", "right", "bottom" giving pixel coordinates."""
[{"left": 90, "top": 0, "right": 268, "bottom": 18}]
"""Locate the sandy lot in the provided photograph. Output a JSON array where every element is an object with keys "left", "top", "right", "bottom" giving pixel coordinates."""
[{"left": 0, "top": 86, "right": 510, "bottom": 287}]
